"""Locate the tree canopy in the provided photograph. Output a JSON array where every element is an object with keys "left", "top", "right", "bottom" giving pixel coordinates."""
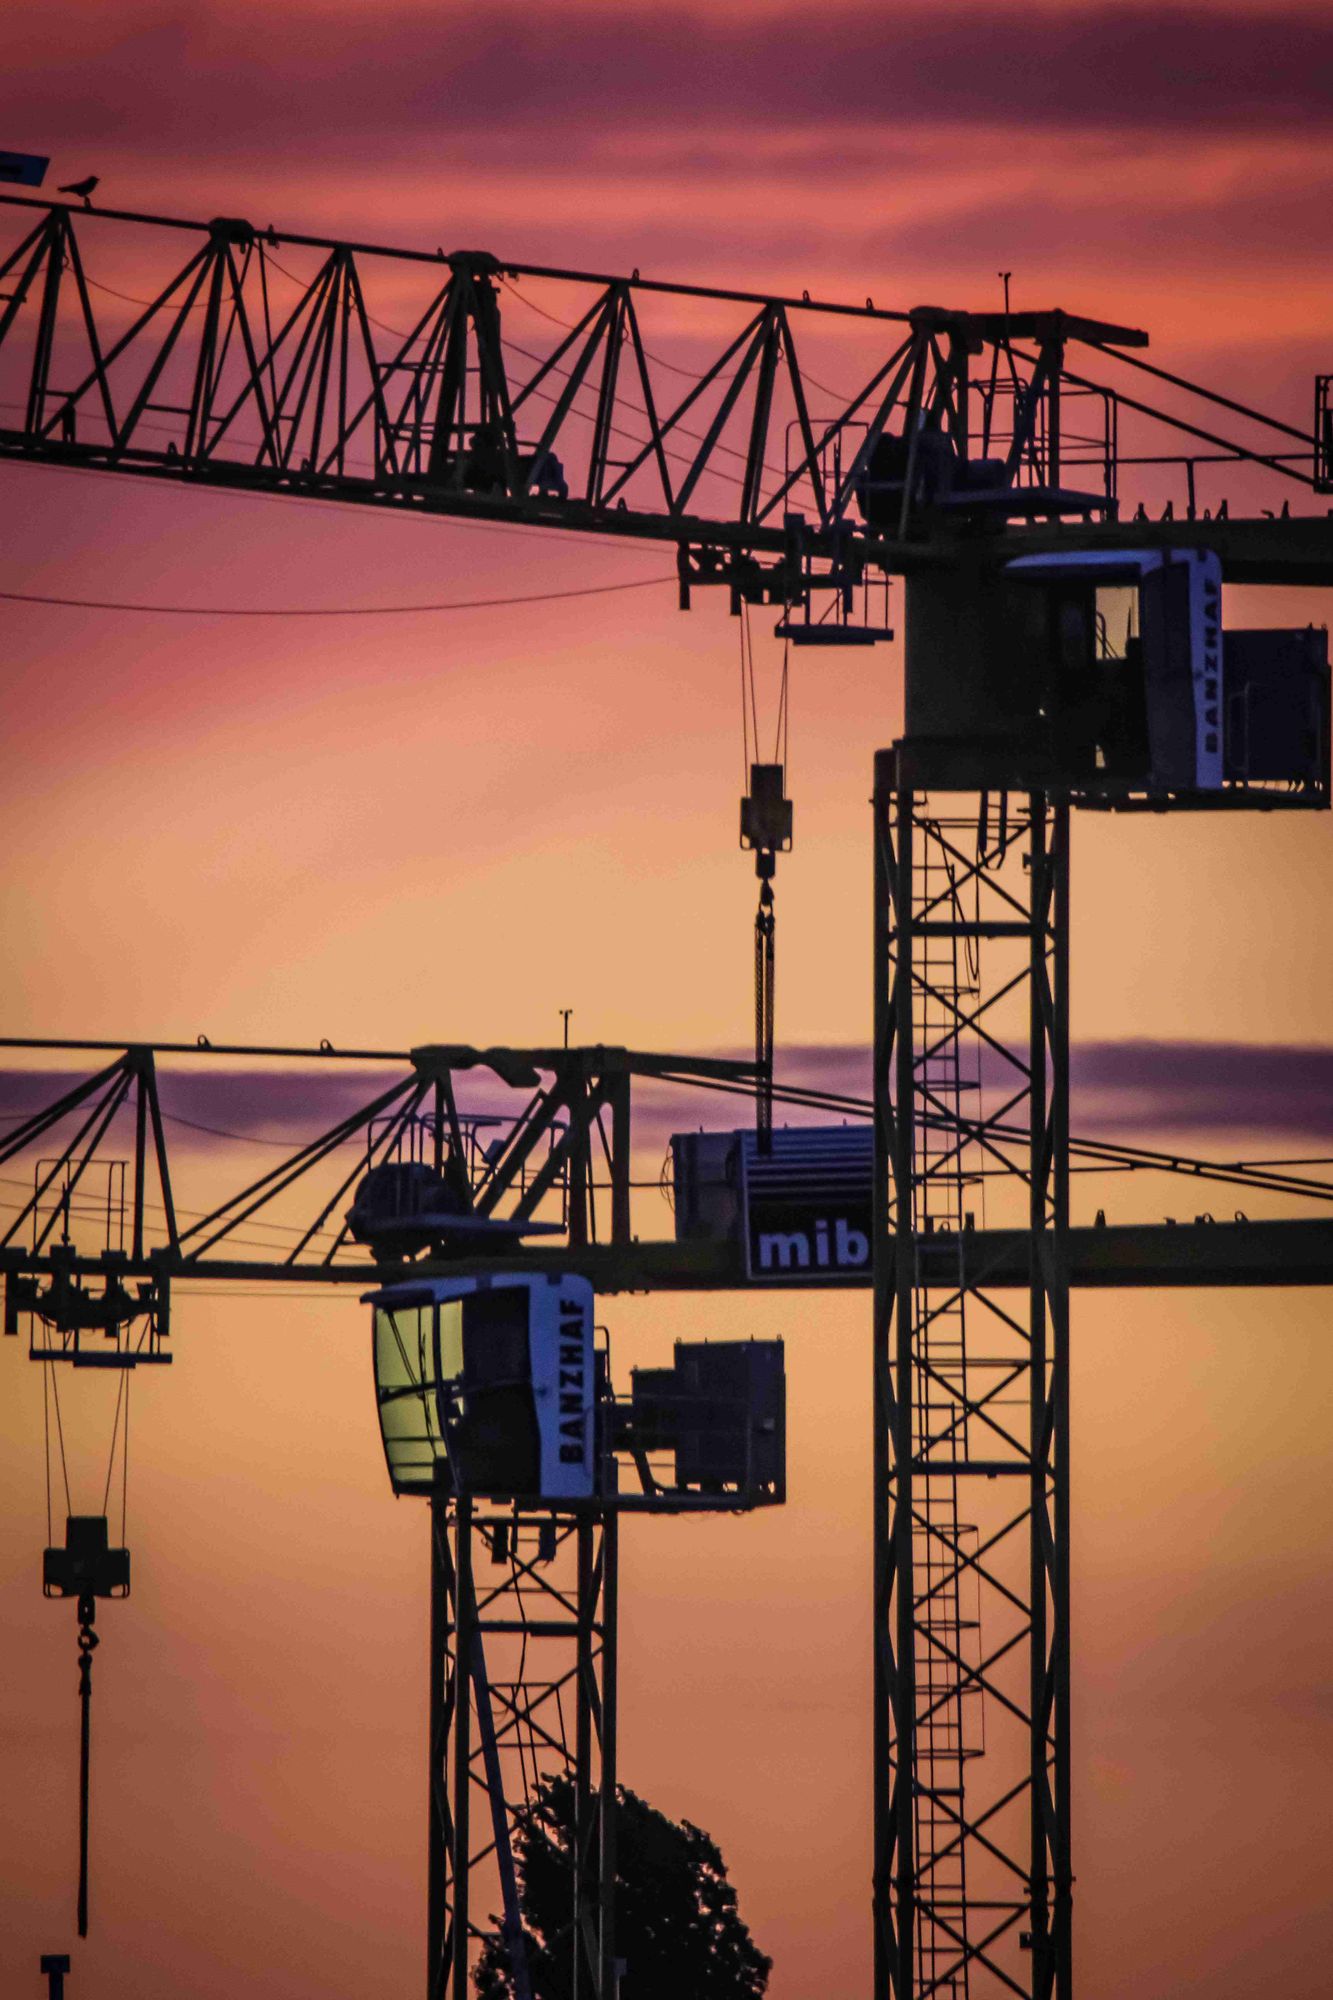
[{"left": 475, "top": 1773, "right": 771, "bottom": 2000}]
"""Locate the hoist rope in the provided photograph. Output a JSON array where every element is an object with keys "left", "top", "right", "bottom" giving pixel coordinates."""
[
  {"left": 755, "top": 884, "right": 776, "bottom": 1151},
  {"left": 42, "top": 1365, "right": 54, "bottom": 1542},
  {"left": 740, "top": 600, "right": 760, "bottom": 772},
  {"left": 76, "top": 1595, "right": 98, "bottom": 1938},
  {"left": 738, "top": 609, "right": 751, "bottom": 778},
  {"left": 48, "top": 1362, "right": 72, "bottom": 1520},
  {"left": 100, "top": 1369, "right": 131, "bottom": 1534},
  {"left": 737, "top": 604, "right": 788, "bottom": 1154},
  {"left": 774, "top": 632, "right": 790, "bottom": 769},
  {"left": 100, "top": 1372, "right": 124, "bottom": 1518}
]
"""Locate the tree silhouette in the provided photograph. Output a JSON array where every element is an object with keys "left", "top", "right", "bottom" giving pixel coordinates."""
[{"left": 475, "top": 1773, "right": 771, "bottom": 2000}]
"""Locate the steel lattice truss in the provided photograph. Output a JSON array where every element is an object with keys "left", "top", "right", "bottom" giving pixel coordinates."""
[
  {"left": 1, "top": 194, "right": 1327, "bottom": 615},
  {"left": 429, "top": 1501, "right": 617, "bottom": 2000},
  {"left": 2, "top": 1035, "right": 1332, "bottom": 1343},
  {"left": 874, "top": 780, "right": 1070, "bottom": 2000},
  {"left": 0, "top": 1041, "right": 767, "bottom": 1352}
]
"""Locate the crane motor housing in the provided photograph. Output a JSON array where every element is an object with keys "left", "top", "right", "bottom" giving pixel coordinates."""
[{"left": 902, "top": 547, "right": 1329, "bottom": 806}]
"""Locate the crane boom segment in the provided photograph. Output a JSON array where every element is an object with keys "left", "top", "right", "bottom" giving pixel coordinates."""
[
  {"left": 1, "top": 1038, "right": 1332, "bottom": 1325},
  {"left": 5, "top": 194, "right": 1326, "bottom": 602}
]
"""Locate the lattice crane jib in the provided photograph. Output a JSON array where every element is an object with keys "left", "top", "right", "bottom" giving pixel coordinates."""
[
  {"left": 6, "top": 190, "right": 1332, "bottom": 623},
  {"left": 0, "top": 196, "right": 1132, "bottom": 583}
]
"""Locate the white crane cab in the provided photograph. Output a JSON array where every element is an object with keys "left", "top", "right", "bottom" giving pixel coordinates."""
[{"left": 367, "top": 1272, "right": 595, "bottom": 1503}]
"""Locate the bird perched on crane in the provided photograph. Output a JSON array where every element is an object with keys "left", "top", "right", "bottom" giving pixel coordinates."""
[{"left": 59, "top": 175, "right": 98, "bottom": 207}]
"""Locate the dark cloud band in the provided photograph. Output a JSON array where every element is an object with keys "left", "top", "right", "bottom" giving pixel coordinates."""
[
  {"left": 15, "top": 3, "right": 1333, "bottom": 157},
  {"left": 1, "top": 1039, "right": 1330, "bottom": 1150},
  {"left": 775, "top": 1039, "right": 1333, "bottom": 1138}
]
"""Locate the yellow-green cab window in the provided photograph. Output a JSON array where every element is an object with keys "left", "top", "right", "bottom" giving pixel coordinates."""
[{"left": 373, "top": 1300, "right": 463, "bottom": 1493}]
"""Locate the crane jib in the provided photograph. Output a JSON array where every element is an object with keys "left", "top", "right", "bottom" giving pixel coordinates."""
[{"left": 0, "top": 192, "right": 1326, "bottom": 598}]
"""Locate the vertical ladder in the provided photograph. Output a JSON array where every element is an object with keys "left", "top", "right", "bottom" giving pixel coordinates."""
[{"left": 910, "top": 811, "right": 984, "bottom": 1998}]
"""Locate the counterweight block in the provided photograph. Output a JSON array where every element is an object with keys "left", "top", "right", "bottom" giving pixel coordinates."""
[{"left": 903, "top": 549, "right": 1330, "bottom": 806}]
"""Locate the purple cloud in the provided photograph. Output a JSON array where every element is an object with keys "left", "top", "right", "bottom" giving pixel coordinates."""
[
  {"left": 1067, "top": 1039, "right": 1333, "bottom": 1137},
  {"left": 2, "top": 1040, "right": 1331, "bottom": 1155},
  {"left": 772, "top": 1039, "right": 1333, "bottom": 1141},
  {"left": 12, "top": 3, "right": 1333, "bottom": 170}
]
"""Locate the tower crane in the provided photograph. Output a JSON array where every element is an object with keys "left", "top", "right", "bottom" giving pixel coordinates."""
[{"left": 1, "top": 190, "right": 1330, "bottom": 2000}]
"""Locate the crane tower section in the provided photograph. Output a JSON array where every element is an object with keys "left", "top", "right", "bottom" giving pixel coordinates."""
[{"left": 871, "top": 537, "right": 1327, "bottom": 1998}]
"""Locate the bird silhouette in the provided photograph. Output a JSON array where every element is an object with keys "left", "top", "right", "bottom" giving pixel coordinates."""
[{"left": 58, "top": 175, "right": 99, "bottom": 207}]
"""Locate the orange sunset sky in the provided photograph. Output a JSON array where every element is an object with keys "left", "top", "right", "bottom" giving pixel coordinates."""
[{"left": 2, "top": 4, "right": 1333, "bottom": 1997}]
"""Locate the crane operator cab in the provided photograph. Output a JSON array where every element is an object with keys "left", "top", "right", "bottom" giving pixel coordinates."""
[
  {"left": 368, "top": 1273, "right": 595, "bottom": 1502},
  {"left": 367, "top": 1271, "right": 788, "bottom": 1510},
  {"left": 900, "top": 547, "right": 1329, "bottom": 808}
]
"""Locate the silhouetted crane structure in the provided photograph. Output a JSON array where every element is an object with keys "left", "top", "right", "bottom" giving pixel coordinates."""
[{"left": 1, "top": 193, "right": 1331, "bottom": 2000}]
